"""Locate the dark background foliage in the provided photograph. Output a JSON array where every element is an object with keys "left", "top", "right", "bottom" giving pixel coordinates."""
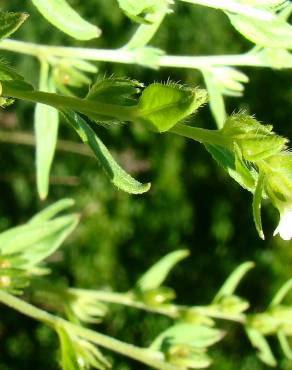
[{"left": 0, "top": 1, "right": 292, "bottom": 369}]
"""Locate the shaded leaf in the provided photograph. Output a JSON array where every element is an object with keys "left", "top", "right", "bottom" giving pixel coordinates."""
[
  {"left": 29, "top": 198, "right": 75, "bottom": 224},
  {"left": 0, "top": 11, "right": 28, "bottom": 40},
  {"left": 86, "top": 77, "right": 143, "bottom": 107}
]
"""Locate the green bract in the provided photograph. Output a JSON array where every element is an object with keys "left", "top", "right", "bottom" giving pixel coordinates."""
[{"left": 138, "top": 83, "right": 207, "bottom": 132}]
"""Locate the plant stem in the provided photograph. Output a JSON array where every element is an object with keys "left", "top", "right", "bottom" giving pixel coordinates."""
[
  {"left": 69, "top": 289, "right": 245, "bottom": 324},
  {"left": 0, "top": 291, "right": 178, "bottom": 370},
  {"left": 69, "top": 288, "right": 180, "bottom": 318},
  {"left": 0, "top": 39, "right": 274, "bottom": 69},
  {"left": 1, "top": 82, "right": 138, "bottom": 122},
  {"left": 170, "top": 123, "right": 230, "bottom": 147}
]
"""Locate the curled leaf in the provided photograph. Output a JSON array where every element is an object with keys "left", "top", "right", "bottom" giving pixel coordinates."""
[{"left": 62, "top": 109, "right": 151, "bottom": 194}]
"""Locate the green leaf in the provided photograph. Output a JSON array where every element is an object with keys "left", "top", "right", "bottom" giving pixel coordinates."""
[
  {"left": 0, "top": 215, "right": 79, "bottom": 269},
  {"left": 252, "top": 171, "right": 265, "bottom": 239},
  {"left": 221, "top": 113, "right": 287, "bottom": 162},
  {"left": 205, "top": 144, "right": 258, "bottom": 192},
  {"left": 0, "top": 62, "right": 25, "bottom": 82},
  {"left": 245, "top": 327, "right": 277, "bottom": 367},
  {"left": 0, "top": 11, "right": 28, "bottom": 40},
  {"left": 202, "top": 69, "right": 226, "bottom": 129},
  {"left": 278, "top": 331, "right": 292, "bottom": 360},
  {"left": 35, "top": 62, "right": 59, "bottom": 200},
  {"left": 117, "top": 0, "right": 170, "bottom": 24},
  {"left": 214, "top": 261, "right": 255, "bottom": 303},
  {"left": 151, "top": 324, "right": 224, "bottom": 350},
  {"left": 138, "top": 83, "right": 207, "bottom": 132},
  {"left": 228, "top": 11, "right": 292, "bottom": 49},
  {"left": 270, "top": 279, "right": 292, "bottom": 306},
  {"left": 56, "top": 326, "right": 81, "bottom": 370},
  {"left": 62, "top": 110, "right": 151, "bottom": 194},
  {"left": 29, "top": 198, "right": 75, "bottom": 224},
  {"left": 31, "top": 0, "right": 101, "bottom": 40},
  {"left": 137, "top": 250, "right": 189, "bottom": 291}
]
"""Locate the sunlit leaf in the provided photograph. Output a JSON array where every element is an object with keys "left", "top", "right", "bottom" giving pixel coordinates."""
[
  {"left": 29, "top": 198, "right": 75, "bottom": 224},
  {"left": 151, "top": 324, "right": 224, "bottom": 350},
  {"left": 35, "top": 61, "right": 59, "bottom": 199},
  {"left": 137, "top": 250, "right": 189, "bottom": 291},
  {"left": 245, "top": 327, "right": 277, "bottom": 367},
  {"left": 228, "top": 11, "right": 292, "bottom": 49},
  {"left": 62, "top": 110, "right": 151, "bottom": 194},
  {"left": 138, "top": 83, "right": 207, "bottom": 132},
  {"left": 214, "top": 261, "right": 255, "bottom": 302},
  {"left": 31, "top": 0, "right": 101, "bottom": 40},
  {"left": 270, "top": 279, "right": 292, "bottom": 306}
]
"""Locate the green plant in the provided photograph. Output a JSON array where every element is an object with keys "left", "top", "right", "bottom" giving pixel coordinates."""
[{"left": 0, "top": 1, "right": 292, "bottom": 369}]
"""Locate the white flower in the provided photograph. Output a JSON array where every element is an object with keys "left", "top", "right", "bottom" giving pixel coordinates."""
[{"left": 273, "top": 208, "right": 292, "bottom": 241}]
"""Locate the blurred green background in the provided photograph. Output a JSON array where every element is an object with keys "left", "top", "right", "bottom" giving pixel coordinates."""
[{"left": 0, "top": 0, "right": 292, "bottom": 369}]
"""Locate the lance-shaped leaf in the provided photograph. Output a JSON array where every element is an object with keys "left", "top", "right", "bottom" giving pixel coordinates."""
[
  {"left": 0, "top": 11, "right": 28, "bottom": 40},
  {"left": 31, "top": 0, "right": 101, "bottom": 40},
  {"left": 270, "top": 279, "right": 292, "bottom": 306},
  {"left": 117, "top": 0, "right": 171, "bottom": 24},
  {"left": 62, "top": 110, "right": 150, "bottom": 194},
  {"left": 137, "top": 83, "right": 207, "bottom": 132},
  {"left": 0, "top": 200, "right": 78, "bottom": 270},
  {"left": 213, "top": 261, "right": 255, "bottom": 303},
  {"left": 228, "top": 11, "right": 292, "bottom": 49},
  {"left": 0, "top": 215, "right": 78, "bottom": 269},
  {"left": 151, "top": 324, "right": 224, "bottom": 351},
  {"left": 278, "top": 331, "right": 292, "bottom": 360},
  {"left": 245, "top": 327, "right": 277, "bottom": 367},
  {"left": 29, "top": 198, "right": 75, "bottom": 224},
  {"left": 56, "top": 325, "right": 110, "bottom": 370},
  {"left": 35, "top": 61, "right": 59, "bottom": 199},
  {"left": 137, "top": 250, "right": 189, "bottom": 292}
]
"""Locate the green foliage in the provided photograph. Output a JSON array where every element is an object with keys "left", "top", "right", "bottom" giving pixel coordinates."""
[
  {"left": 30, "top": 0, "right": 101, "bottom": 40},
  {"left": 0, "top": 11, "right": 28, "bottom": 40},
  {"left": 137, "top": 83, "right": 207, "bottom": 132},
  {"left": 0, "top": 1, "right": 292, "bottom": 370},
  {"left": 62, "top": 109, "right": 151, "bottom": 194}
]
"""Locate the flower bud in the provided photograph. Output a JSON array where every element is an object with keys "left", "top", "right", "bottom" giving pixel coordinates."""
[{"left": 221, "top": 113, "right": 288, "bottom": 162}]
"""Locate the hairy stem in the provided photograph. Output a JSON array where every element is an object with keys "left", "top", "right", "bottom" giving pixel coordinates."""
[
  {"left": 0, "top": 291, "right": 179, "bottom": 370},
  {"left": 170, "top": 123, "right": 230, "bottom": 147},
  {"left": 69, "top": 288, "right": 246, "bottom": 324},
  {"left": 1, "top": 82, "right": 138, "bottom": 122},
  {"left": 0, "top": 39, "right": 275, "bottom": 69}
]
